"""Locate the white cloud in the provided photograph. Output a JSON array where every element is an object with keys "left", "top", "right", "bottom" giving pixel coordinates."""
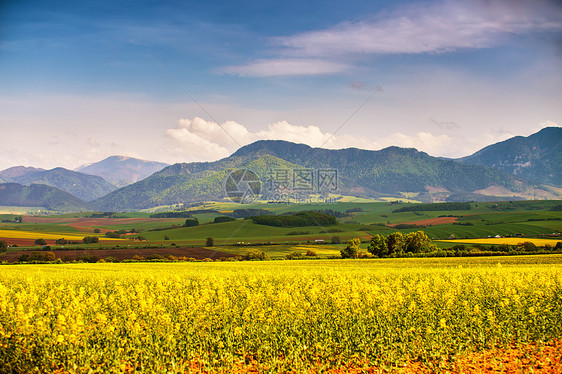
[
  {"left": 166, "top": 117, "right": 458, "bottom": 160},
  {"left": 276, "top": 0, "right": 562, "bottom": 57},
  {"left": 218, "top": 58, "right": 350, "bottom": 77},
  {"left": 256, "top": 121, "right": 334, "bottom": 146},
  {"left": 220, "top": 0, "right": 562, "bottom": 76}
]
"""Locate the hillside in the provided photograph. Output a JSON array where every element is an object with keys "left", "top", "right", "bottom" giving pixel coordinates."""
[
  {"left": 458, "top": 127, "right": 562, "bottom": 186},
  {"left": 231, "top": 140, "right": 541, "bottom": 200},
  {"left": 11, "top": 168, "right": 117, "bottom": 201},
  {"left": 93, "top": 139, "right": 556, "bottom": 211},
  {"left": 0, "top": 166, "right": 44, "bottom": 179},
  {"left": 93, "top": 154, "right": 303, "bottom": 210},
  {"left": 76, "top": 156, "right": 169, "bottom": 187},
  {"left": 0, "top": 183, "right": 92, "bottom": 211}
]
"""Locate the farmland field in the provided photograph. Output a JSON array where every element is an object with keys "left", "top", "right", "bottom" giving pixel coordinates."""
[
  {"left": 0, "top": 200, "right": 560, "bottom": 261},
  {"left": 1, "top": 255, "right": 561, "bottom": 372}
]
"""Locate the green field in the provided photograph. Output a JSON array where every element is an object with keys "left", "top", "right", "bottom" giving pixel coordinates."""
[
  {"left": 1, "top": 255, "right": 561, "bottom": 372},
  {"left": 0, "top": 201, "right": 560, "bottom": 256}
]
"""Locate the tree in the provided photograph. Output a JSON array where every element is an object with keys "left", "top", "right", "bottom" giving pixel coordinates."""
[
  {"left": 386, "top": 232, "right": 404, "bottom": 255},
  {"left": 402, "top": 231, "right": 435, "bottom": 253},
  {"left": 341, "top": 238, "right": 361, "bottom": 259},
  {"left": 184, "top": 218, "right": 199, "bottom": 227},
  {"left": 0, "top": 240, "right": 7, "bottom": 252},
  {"left": 244, "top": 249, "right": 269, "bottom": 261},
  {"left": 206, "top": 237, "right": 214, "bottom": 247},
  {"left": 518, "top": 241, "right": 537, "bottom": 252},
  {"left": 83, "top": 236, "right": 99, "bottom": 244},
  {"left": 368, "top": 234, "right": 388, "bottom": 257},
  {"left": 34, "top": 238, "right": 47, "bottom": 246},
  {"left": 214, "top": 216, "right": 236, "bottom": 224},
  {"left": 55, "top": 238, "right": 68, "bottom": 245},
  {"left": 93, "top": 228, "right": 101, "bottom": 233}
]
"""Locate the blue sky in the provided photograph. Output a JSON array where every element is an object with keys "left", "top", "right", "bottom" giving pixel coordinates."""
[{"left": 0, "top": 0, "right": 561, "bottom": 169}]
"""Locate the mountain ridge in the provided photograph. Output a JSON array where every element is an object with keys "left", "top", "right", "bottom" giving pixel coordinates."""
[
  {"left": 76, "top": 155, "right": 169, "bottom": 187},
  {"left": 0, "top": 183, "right": 93, "bottom": 211},
  {"left": 92, "top": 138, "right": 555, "bottom": 211},
  {"left": 457, "top": 127, "right": 561, "bottom": 186},
  {"left": 11, "top": 167, "right": 117, "bottom": 202}
]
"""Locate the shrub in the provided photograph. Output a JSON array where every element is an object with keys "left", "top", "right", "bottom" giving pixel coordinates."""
[
  {"left": 55, "top": 238, "right": 68, "bottom": 245},
  {"left": 214, "top": 216, "right": 236, "bottom": 224},
  {"left": 244, "top": 249, "right": 269, "bottom": 261},
  {"left": 286, "top": 231, "right": 311, "bottom": 236},
  {"left": 93, "top": 228, "right": 101, "bottom": 233},
  {"left": 305, "top": 250, "right": 317, "bottom": 257},
  {"left": 206, "top": 237, "right": 214, "bottom": 247},
  {"left": 34, "top": 238, "right": 47, "bottom": 246},
  {"left": 0, "top": 240, "right": 7, "bottom": 252},
  {"left": 331, "top": 236, "right": 341, "bottom": 244},
  {"left": 184, "top": 218, "right": 199, "bottom": 227},
  {"left": 341, "top": 238, "right": 361, "bottom": 259},
  {"left": 285, "top": 251, "right": 303, "bottom": 260},
  {"left": 83, "top": 236, "right": 99, "bottom": 244}
]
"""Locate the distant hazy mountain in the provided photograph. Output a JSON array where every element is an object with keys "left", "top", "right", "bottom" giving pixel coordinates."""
[
  {"left": 76, "top": 156, "right": 169, "bottom": 187},
  {"left": 93, "top": 139, "right": 553, "bottom": 211},
  {"left": 0, "top": 166, "right": 44, "bottom": 179},
  {"left": 11, "top": 168, "right": 117, "bottom": 201},
  {"left": 0, "top": 183, "right": 92, "bottom": 211},
  {"left": 458, "top": 127, "right": 561, "bottom": 186},
  {"left": 0, "top": 175, "right": 12, "bottom": 184}
]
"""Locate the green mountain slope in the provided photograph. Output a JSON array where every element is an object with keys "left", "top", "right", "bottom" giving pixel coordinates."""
[
  {"left": 231, "top": 140, "right": 525, "bottom": 196},
  {"left": 0, "top": 183, "right": 92, "bottom": 211},
  {"left": 12, "top": 167, "right": 117, "bottom": 201},
  {"left": 76, "top": 156, "right": 169, "bottom": 187},
  {"left": 458, "top": 127, "right": 562, "bottom": 186},
  {"left": 93, "top": 154, "right": 303, "bottom": 210},
  {"left": 93, "top": 139, "right": 556, "bottom": 211}
]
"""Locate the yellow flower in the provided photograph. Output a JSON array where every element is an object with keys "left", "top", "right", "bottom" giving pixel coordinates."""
[{"left": 56, "top": 335, "right": 64, "bottom": 343}]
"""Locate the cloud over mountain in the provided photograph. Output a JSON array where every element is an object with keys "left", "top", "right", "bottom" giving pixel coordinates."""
[{"left": 166, "top": 117, "right": 454, "bottom": 161}]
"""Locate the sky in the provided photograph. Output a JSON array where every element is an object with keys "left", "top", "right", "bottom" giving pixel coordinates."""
[{"left": 0, "top": 0, "right": 561, "bottom": 170}]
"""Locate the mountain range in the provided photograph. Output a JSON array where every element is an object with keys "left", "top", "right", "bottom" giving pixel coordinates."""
[
  {"left": 5, "top": 167, "right": 116, "bottom": 201},
  {"left": 0, "top": 183, "right": 92, "bottom": 211},
  {"left": 458, "top": 127, "right": 561, "bottom": 186},
  {"left": 76, "top": 156, "right": 169, "bottom": 187},
  {"left": 0, "top": 126, "right": 560, "bottom": 211}
]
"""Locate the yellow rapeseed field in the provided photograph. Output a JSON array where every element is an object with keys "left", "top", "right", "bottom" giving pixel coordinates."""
[
  {"left": 0, "top": 255, "right": 561, "bottom": 372},
  {"left": 0, "top": 229, "right": 120, "bottom": 241}
]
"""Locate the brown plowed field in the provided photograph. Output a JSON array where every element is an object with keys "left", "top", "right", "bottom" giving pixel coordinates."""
[
  {"left": 0, "top": 247, "right": 235, "bottom": 262},
  {"left": 388, "top": 216, "right": 458, "bottom": 227}
]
